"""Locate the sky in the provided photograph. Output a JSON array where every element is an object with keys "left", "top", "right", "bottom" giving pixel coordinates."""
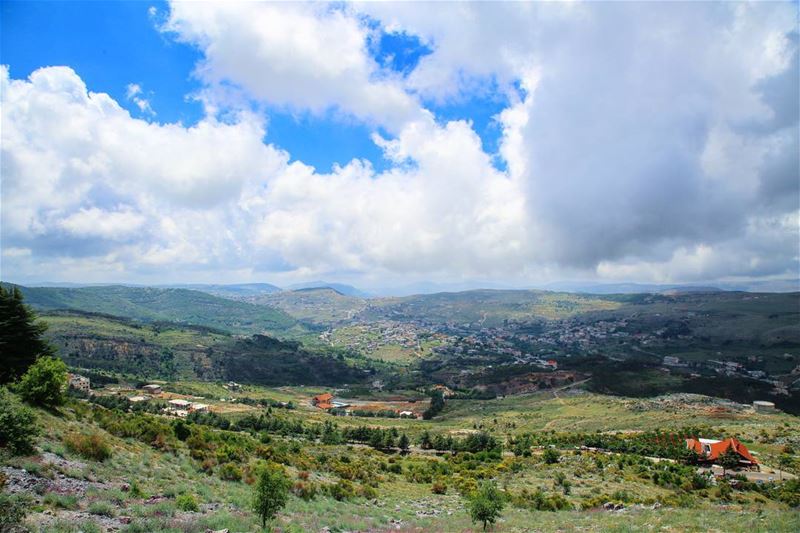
[{"left": 1, "top": 1, "right": 798, "bottom": 289}]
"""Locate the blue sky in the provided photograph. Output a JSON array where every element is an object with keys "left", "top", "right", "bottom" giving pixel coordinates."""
[
  {"left": 1, "top": 1, "right": 506, "bottom": 173},
  {"left": 1, "top": 2, "right": 797, "bottom": 287}
]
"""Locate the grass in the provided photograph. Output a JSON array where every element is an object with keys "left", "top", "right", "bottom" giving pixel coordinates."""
[{"left": 5, "top": 383, "right": 798, "bottom": 533}]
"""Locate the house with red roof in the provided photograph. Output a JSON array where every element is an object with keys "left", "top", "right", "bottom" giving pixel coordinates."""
[
  {"left": 685, "top": 437, "right": 758, "bottom": 468},
  {"left": 312, "top": 393, "right": 334, "bottom": 410}
]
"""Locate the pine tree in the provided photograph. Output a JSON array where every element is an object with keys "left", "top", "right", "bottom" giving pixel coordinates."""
[
  {"left": 0, "top": 285, "right": 55, "bottom": 383},
  {"left": 717, "top": 444, "right": 741, "bottom": 475},
  {"left": 399, "top": 433, "right": 410, "bottom": 453}
]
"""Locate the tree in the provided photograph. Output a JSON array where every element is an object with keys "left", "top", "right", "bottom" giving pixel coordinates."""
[
  {"left": 0, "top": 387, "right": 38, "bottom": 455},
  {"left": 717, "top": 445, "right": 741, "bottom": 475},
  {"left": 252, "top": 463, "right": 290, "bottom": 529},
  {"left": 423, "top": 389, "right": 446, "bottom": 420},
  {"left": 398, "top": 433, "right": 410, "bottom": 453},
  {"left": 16, "top": 356, "right": 68, "bottom": 407},
  {"left": 542, "top": 448, "right": 560, "bottom": 464},
  {"left": 419, "top": 430, "right": 432, "bottom": 450},
  {"left": 0, "top": 285, "right": 55, "bottom": 383},
  {"left": 467, "top": 480, "right": 505, "bottom": 531}
]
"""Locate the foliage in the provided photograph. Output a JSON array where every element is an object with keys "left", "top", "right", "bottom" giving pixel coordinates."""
[
  {"left": 0, "top": 387, "right": 38, "bottom": 455},
  {"left": 64, "top": 431, "right": 112, "bottom": 461},
  {"left": 0, "top": 285, "right": 55, "bottom": 383},
  {"left": 0, "top": 492, "right": 31, "bottom": 528},
  {"left": 16, "top": 356, "right": 67, "bottom": 407},
  {"left": 467, "top": 480, "right": 506, "bottom": 531},
  {"left": 423, "top": 390, "right": 446, "bottom": 420},
  {"left": 176, "top": 493, "right": 199, "bottom": 512},
  {"left": 252, "top": 463, "right": 290, "bottom": 528},
  {"left": 542, "top": 448, "right": 560, "bottom": 464}
]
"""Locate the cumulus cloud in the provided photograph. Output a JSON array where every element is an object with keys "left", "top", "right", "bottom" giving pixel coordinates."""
[
  {"left": 125, "top": 83, "right": 155, "bottom": 115},
  {"left": 1, "top": 2, "right": 798, "bottom": 285},
  {"left": 165, "top": 1, "right": 426, "bottom": 132}
]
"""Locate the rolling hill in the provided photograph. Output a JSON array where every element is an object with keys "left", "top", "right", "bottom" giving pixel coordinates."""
[{"left": 6, "top": 283, "right": 300, "bottom": 335}]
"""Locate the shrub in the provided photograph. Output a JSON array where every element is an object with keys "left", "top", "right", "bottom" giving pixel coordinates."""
[
  {"left": 15, "top": 356, "right": 68, "bottom": 407},
  {"left": 432, "top": 480, "right": 448, "bottom": 494},
  {"left": 328, "top": 479, "right": 355, "bottom": 501},
  {"left": 0, "top": 492, "right": 31, "bottom": 528},
  {"left": 176, "top": 493, "right": 199, "bottom": 512},
  {"left": 43, "top": 492, "right": 79, "bottom": 510},
  {"left": 292, "top": 480, "right": 318, "bottom": 500},
  {"left": 88, "top": 500, "right": 115, "bottom": 517},
  {"left": 218, "top": 462, "right": 242, "bottom": 482},
  {"left": 0, "top": 387, "right": 38, "bottom": 455},
  {"left": 542, "top": 448, "right": 560, "bottom": 464},
  {"left": 64, "top": 432, "right": 112, "bottom": 461}
]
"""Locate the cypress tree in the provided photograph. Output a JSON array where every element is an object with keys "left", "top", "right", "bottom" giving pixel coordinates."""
[{"left": 0, "top": 285, "right": 55, "bottom": 383}]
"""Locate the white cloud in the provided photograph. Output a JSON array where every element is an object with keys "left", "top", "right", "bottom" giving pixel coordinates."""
[
  {"left": 165, "top": 1, "right": 426, "bottom": 132},
  {"left": 125, "top": 82, "right": 155, "bottom": 115},
  {"left": 2, "top": 1, "right": 798, "bottom": 286}
]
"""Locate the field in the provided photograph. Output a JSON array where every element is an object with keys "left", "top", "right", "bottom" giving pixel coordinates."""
[{"left": 3, "top": 378, "right": 798, "bottom": 532}]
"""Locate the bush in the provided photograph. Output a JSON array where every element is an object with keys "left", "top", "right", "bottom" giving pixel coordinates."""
[
  {"left": 432, "top": 480, "right": 448, "bottom": 494},
  {"left": 16, "top": 356, "right": 68, "bottom": 407},
  {"left": 328, "top": 479, "right": 355, "bottom": 501},
  {"left": 64, "top": 432, "right": 112, "bottom": 461},
  {"left": 43, "top": 492, "right": 79, "bottom": 510},
  {"left": 542, "top": 448, "right": 560, "bottom": 464},
  {"left": 218, "top": 462, "right": 243, "bottom": 481},
  {"left": 0, "top": 387, "right": 38, "bottom": 455},
  {"left": 0, "top": 492, "right": 31, "bottom": 528},
  {"left": 176, "top": 493, "right": 199, "bottom": 512},
  {"left": 292, "top": 480, "right": 319, "bottom": 500},
  {"left": 88, "top": 500, "right": 115, "bottom": 517}
]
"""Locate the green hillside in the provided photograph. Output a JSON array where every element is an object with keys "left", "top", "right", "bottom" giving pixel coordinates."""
[
  {"left": 364, "top": 289, "right": 622, "bottom": 325},
  {"left": 40, "top": 310, "right": 369, "bottom": 386},
  {"left": 7, "top": 284, "right": 300, "bottom": 335},
  {"left": 255, "top": 288, "right": 367, "bottom": 326}
]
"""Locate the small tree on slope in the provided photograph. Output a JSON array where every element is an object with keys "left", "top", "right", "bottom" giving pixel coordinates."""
[
  {"left": 467, "top": 480, "right": 505, "bottom": 531},
  {"left": 252, "top": 463, "right": 290, "bottom": 529}
]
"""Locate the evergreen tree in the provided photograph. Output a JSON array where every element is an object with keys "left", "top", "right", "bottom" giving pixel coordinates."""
[
  {"left": 0, "top": 285, "right": 55, "bottom": 383},
  {"left": 399, "top": 433, "right": 410, "bottom": 453}
]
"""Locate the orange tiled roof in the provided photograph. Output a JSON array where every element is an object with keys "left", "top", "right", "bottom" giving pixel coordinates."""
[
  {"left": 686, "top": 437, "right": 758, "bottom": 464},
  {"left": 316, "top": 402, "right": 333, "bottom": 410},
  {"left": 314, "top": 393, "right": 333, "bottom": 403}
]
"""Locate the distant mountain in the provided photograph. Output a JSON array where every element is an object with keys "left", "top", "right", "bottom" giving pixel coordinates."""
[
  {"left": 366, "top": 280, "right": 517, "bottom": 297},
  {"left": 166, "top": 283, "right": 283, "bottom": 298},
  {"left": 540, "top": 282, "right": 724, "bottom": 295},
  {"left": 5, "top": 283, "right": 300, "bottom": 335},
  {"left": 287, "top": 281, "right": 370, "bottom": 297},
  {"left": 257, "top": 287, "right": 367, "bottom": 326}
]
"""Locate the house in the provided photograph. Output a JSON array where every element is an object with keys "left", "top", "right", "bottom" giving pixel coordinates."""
[
  {"left": 399, "top": 410, "right": 415, "bottom": 418},
  {"left": 168, "top": 399, "right": 191, "bottom": 409},
  {"left": 128, "top": 395, "right": 149, "bottom": 403},
  {"left": 67, "top": 373, "right": 91, "bottom": 393},
  {"left": 312, "top": 393, "right": 334, "bottom": 409},
  {"left": 753, "top": 400, "right": 776, "bottom": 413},
  {"left": 142, "top": 384, "right": 162, "bottom": 395},
  {"left": 685, "top": 437, "right": 758, "bottom": 468},
  {"left": 663, "top": 356, "right": 681, "bottom": 366},
  {"left": 189, "top": 403, "right": 209, "bottom": 413}
]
